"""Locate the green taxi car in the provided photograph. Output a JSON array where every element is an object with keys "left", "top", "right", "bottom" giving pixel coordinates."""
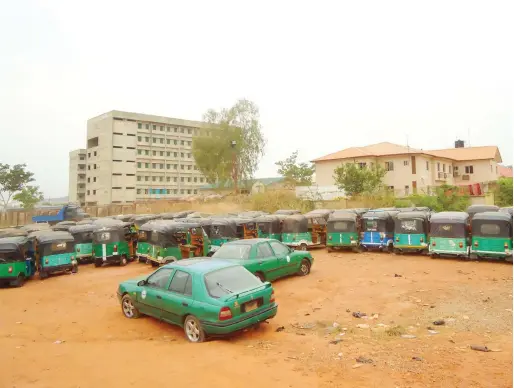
[
  {"left": 117, "top": 259, "right": 278, "bottom": 342},
  {"left": 211, "top": 238, "right": 313, "bottom": 282}
]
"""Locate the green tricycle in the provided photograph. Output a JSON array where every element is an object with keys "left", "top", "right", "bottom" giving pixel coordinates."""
[
  {"left": 326, "top": 211, "right": 361, "bottom": 252},
  {"left": 429, "top": 212, "right": 470, "bottom": 259},
  {"left": 92, "top": 220, "right": 135, "bottom": 267},
  {"left": 470, "top": 212, "right": 512, "bottom": 261},
  {"left": 69, "top": 224, "right": 96, "bottom": 263},
  {"left": 0, "top": 235, "right": 36, "bottom": 287},
  {"left": 30, "top": 231, "right": 78, "bottom": 279},
  {"left": 393, "top": 211, "right": 430, "bottom": 254},
  {"left": 255, "top": 215, "right": 282, "bottom": 241}
]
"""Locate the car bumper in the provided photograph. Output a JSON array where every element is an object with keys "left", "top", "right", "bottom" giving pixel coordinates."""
[
  {"left": 201, "top": 304, "right": 278, "bottom": 335},
  {"left": 0, "top": 276, "right": 17, "bottom": 282}
]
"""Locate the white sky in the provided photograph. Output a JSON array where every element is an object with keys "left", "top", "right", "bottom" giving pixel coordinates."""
[{"left": 1, "top": 0, "right": 512, "bottom": 198}]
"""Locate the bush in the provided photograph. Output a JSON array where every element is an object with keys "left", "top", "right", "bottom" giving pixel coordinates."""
[
  {"left": 495, "top": 177, "right": 513, "bottom": 207},
  {"left": 248, "top": 190, "right": 315, "bottom": 213},
  {"left": 408, "top": 185, "right": 470, "bottom": 212}
]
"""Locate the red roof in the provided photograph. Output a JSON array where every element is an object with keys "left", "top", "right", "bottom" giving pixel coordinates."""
[{"left": 498, "top": 165, "right": 513, "bottom": 178}]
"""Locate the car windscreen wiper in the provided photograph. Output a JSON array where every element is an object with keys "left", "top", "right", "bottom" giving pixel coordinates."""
[{"left": 216, "top": 282, "right": 233, "bottom": 294}]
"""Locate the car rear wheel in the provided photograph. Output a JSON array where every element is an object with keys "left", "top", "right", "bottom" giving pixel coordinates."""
[
  {"left": 94, "top": 259, "right": 103, "bottom": 267},
  {"left": 119, "top": 255, "right": 128, "bottom": 266},
  {"left": 39, "top": 269, "right": 48, "bottom": 279},
  {"left": 298, "top": 259, "right": 311, "bottom": 276},
  {"left": 121, "top": 295, "right": 140, "bottom": 319},
  {"left": 71, "top": 265, "right": 78, "bottom": 273},
  {"left": 299, "top": 243, "right": 308, "bottom": 251},
  {"left": 255, "top": 272, "right": 265, "bottom": 282},
  {"left": 184, "top": 315, "right": 206, "bottom": 343}
]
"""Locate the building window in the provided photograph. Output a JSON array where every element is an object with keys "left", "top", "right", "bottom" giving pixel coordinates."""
[
  {"left": 88, "top": 152, "right": 91, "bottom": 158},
  {"left": 181, "top": 177, "right": 185, "bottom": 182},
  {"left": 151, "top": 163, "right": 156, "bottom": 169},
  {"left": 166, "top": 177, "right": 171, "bottom": 182},
  {"left": 187, "top": 153, "right": 191, "bottom": 158},
  {"left": 443, "top": 164, "right": 446, "bottom": 172},
  {"left": 167, "top": 139, "right": 171, "bottom": 144},
  {"left": 187, "top": 141, "right": 191, "bottom": 146},
  {"left": 174, "top": 177, "right": 178, "bottom": 182},
  {"left": 93, "top": 190, "right": 96, "bottom": 195},
  {"left": 145, "top": 163, "right": 150, "bottom": 168},
  {"left": 187, "top": 165, "right": 192, "bottom": 170},
  {"left": 152, "top": 177, "right": 157, "bottom": 182},
  {"left": 160, "top": 151, "right": 164, "bottom": 156},
  {"left": 137, "top": 176, "right": 141, "bottom": 181},
  {"left": 187, "top": 189, "right": 191, "bottom": 194},
  {"left": 437, "top": 163, "right": 440, "bottom": 172},
  {"left": 137, "top": 136, "right": 142, "bottom": 141},
  {"left": 145, "top": 136, "right": 150, "bottom": 142},
  {"left": 174, "top": 152, "right": 178, "bottom": 157},
  {"left": 174, "top": 140, "right": 178, "bottom": 145},
  {"left": 181, "top": 189, "right": 185, "bottom": 194},
  {"left": 144, "top": 189, "right": 149, "bottom": 194},
  {"left": 153, "top": 138, "right": 156, "bottom": 143},
  {"left": 137, "top": 189, "right": 141, "bottom": 194},
  {"left": 94, "top": 151, "right": 97, "bottom": 156},
  {"left": 174, "top": 128, "right": 178, "bottom": 133},
  {"left": 160, "top": 125, "right": 164, "bottom": 131},
  {"left": 200, "top": 178, "right": 204, "bottom": 183},
  {"left": 181, "top": 152, "right": 184, "bottom": 158},
  {"left": 159, "top": 177, "right": 163, "bottom": 182},
  {"left": 404, "top": 186, "right": 409, "bottom": 196},
  {"left": 87, "top": 177, "right": 90, "bottom": 183},
  {"left": 194, "top": 177, "right": 197, "bottom": 182},
  {"left": 174, "top": 189, "right": 178, "bottom": 194},
  {"left": 385, "top": 161, "right": 394, "bottom": 171},
  {"left": 153, "top": 125, "right": 156, "bottom": 130},
  {"left": 167, "top": 126, "right": 171, "bottom": 132},
  {"left": 403, "top": 160, "right": 409, "bottom": 166},
  {"left": 145, "top": 176, "right": 149, "bottom": 181},
  {"left": 87, "top": 190, "right": 90, "bottom": 195},
  {"left": 181, "top": 165, "right": 184, "bottom": 170},
  {"left": 138, "top": 123, "right": 142, "bottom": 129},
  {"left": 93, "top": 164, "right": 97, "bottom": 169},
  {"left": 145, "top": 124, "right": 149, "bottom": 129},
  {"left": 180, "top": 128, "right": 184, "bottom": 133},
  {"left": 167, "top": 164, "right": 171, "bottom": 169},
  {"left": 153, "top": 150, "right": 157, "bottom": 156},
  {"left": 187, "top": 129, "right": 192, "bottom": 134},
  {"left": 137, "top": 162, "right": 142, "bottom": 168},
  {"left": 137, "top": 149, "right": 142, "bottom": 155},
  {"left": 174, "top": 164, "right": 178, "bottom": 169},
  {"left": 465, "top": 165, "right": 474, "bottom": 174},
  {"left": 426, "top": 161, "right": 429, "bottom": 171},
  {"left": 181, "top": 140, "right": 185, "bottom": 146},
  {"left": 159, "top": 164, "right": 164, "bottom": 169},
  {"left": 93, "top": 177, "right": 96, "bottom": 182},
  {"left": 167, "top": 152, "right": 171, "bottom": 157},
  {"left": 160, "top": 138, "right": 164, "bottom": 144},
  {"left": 193, "top": 189, "right": 197, "bottom": 194},
  {"left": 145, "top": 150, "right": 149, "bottom": 155},
  {"left": 166, "top": 189, "right": 171, "bottom": 194},
  {"left": 187, "top": 177, "right": 191, "bottom": 182}
]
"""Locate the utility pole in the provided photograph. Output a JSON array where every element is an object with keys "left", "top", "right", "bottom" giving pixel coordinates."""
[{"left": 231, "top": 140, "right": 238, "bottom": 194}]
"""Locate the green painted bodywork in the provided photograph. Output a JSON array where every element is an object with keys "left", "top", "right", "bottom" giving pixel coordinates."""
[
  {"left": 471, "top": 236, "right": 513, "bottom": 258},
  {"left": 394, "top": 233, "right": 429, "bottom": 251},
  {"left": 117, "top": 260, "right": 278, "bottom": 337},
  {"left": 136, "top": 241, "right": 152, "bottom": 258},
  {"left": 41, "top": 252, "right": 74, "bottom": 269},
  {"left": 282, "top": 232, "right": 313, "bottom": 246},
  {"left": 0, "top": 261, "right": 34, "bottom": 280},
  {"left": 327, "top": 232, "right": 359, "bottom": 247},
  {"left": 212, "top": 239, "right": 313, "bottom": 282},
  {"left": 257, "top": 232, "right": 281, "bottom": 241},
  {"left": 429, "top": 237, "right": 469, "bottom": 256},
  {"left": 93, "top": 241, "right": 130, "bottom": 261},
  {"left": 75, "top": 243, "right": 93, "bottom": 259}
]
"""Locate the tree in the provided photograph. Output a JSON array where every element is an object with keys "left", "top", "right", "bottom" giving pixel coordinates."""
[
  {"left": 333, "top": 163, "right": 386, "bottom": 197},
  {"left": 495, "top": 177, "right": 513, "bottom": 206},
  {"left": 192, "top": 99, "right": 266, "bottom": 186},
  {"left": 408, "top": 184, "right": 470, "bottom": 211},
  {"left": 0, "top": 164, "right": 36, "bottom": 210},
  {"left": 13, "top": 186, "right": 44, "bottom": 210},
  {"left": 275, "top": 151, "right": 315, "bottom": 187}
]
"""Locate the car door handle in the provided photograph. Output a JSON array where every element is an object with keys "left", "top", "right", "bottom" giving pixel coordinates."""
[
  {"left": 182, "top": 302, "right": 188, "bottom": 307},
  {"left": 156, "top": 295, "right": 162, "bottom": 300},
  {"left": 258, "top": 261, "right": 263, "bottom": 265}
]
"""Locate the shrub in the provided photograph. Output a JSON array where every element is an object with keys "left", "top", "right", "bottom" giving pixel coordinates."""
[{"left": 248, "top": 190, "right": 315, "bottom": 213}]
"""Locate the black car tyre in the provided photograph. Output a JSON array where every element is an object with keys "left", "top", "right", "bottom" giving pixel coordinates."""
[
  {"left": 184, "top": 315, "right": 206, "bottom": 343},
  {"left": 121, "top": 294, "right": 141, "bottom": 319},
  {"left": 299, "top": 243, "right": 308, "bottom": 251},
  {"left": 12, "top": 274, "right": 25, "bottom": 287},
  {"left": 71, "top": 265, "right": 78, "bottom": 273},
  {"left": 119, "top": 255, "right": 128, "bottom": 266},
  {"left": 94, "top": 259, "right": 103, "bottom": 268},
  {"left": 297, "top": 259, "right": 311, "bottom": 276},
  {"left": 39, "top": 269, "right": 48, "bottom": 279}
]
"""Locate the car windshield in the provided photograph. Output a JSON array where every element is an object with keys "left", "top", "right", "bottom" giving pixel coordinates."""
[
  {"left": 204, "top": 266, "right": 262, "bottom": 298},
  {"left": 212, "top": 244, "right": 251, "bottom": 260}
]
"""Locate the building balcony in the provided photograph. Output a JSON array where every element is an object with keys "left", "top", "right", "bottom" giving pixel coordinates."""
[{"left": 435, "top": 172, "right": 448, "bottom": 182}]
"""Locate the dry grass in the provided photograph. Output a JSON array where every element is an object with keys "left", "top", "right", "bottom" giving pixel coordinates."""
[{"left": 385, "top": 325, "right": 406, "bottom": 336}]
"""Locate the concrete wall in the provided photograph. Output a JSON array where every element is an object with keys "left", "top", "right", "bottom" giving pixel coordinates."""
[
  {"left": 68, "top": 149, "right": 86, "bottom": 204},
  {"left": 453, "top": 159, "right": 499, "bottom": 184}
]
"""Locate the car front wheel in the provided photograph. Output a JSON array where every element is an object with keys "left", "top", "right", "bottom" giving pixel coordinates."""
[
  {"left": 184, "top": 315, "right": 206, "bottom": 343},
  {"left": 298, "top": 259, "right": 311, "bottom": 276},
  {"left": 121, "top": 295, "right": 141, "bottom": 319}
]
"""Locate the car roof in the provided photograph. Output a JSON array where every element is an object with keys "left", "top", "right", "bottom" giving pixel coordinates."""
[
  {"left": 220, "top": 238, "right": 277, "bottom": 246},
  {"left": 163, "top": 258, "right": 239, "bottom": 274}
]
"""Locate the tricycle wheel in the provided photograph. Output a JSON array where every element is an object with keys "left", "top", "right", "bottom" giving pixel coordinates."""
[
  {"left": 39, "top": 270, "right": 48, "bottom": 279},
  {"left": 94, "top": 259, "right": 103, "bottom": 268},
  {"left": 297, "top": 259, "right": 311, "bottom": 276},
  {"left": 151, "top": 261, "right": 159, "bottom": 267},
  {"left": 469, "top": 253, "right": 478, "bottom": 261},
  {"left": 184, "top": 315, "right": 206, "bottom": 343},
  {"left": 71, "top": 265, "right": 78, "bottom": 273},
  {"left": 121, "top": 294, "right": 141, "bottom": 319},
  {"left": 352, "top": 246, "right": 362, "bottom": 253},
  {"left": 119, "top": 255, "right": 128, "bottom": 266},
  {"left": 11, "top": 274, "right": 25, "bottom": 287},
  {"left": 299, "top": 243, "right": 308, "bottom": 251},
  {"left": 327, "top": 246, "right": 333, "bottom": 253}
]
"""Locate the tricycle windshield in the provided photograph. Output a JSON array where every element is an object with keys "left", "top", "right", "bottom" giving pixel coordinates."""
[
  {"left": 363, "top": 219, "right": 386, "bottom": 232},
  {"left": 41, "top": 241, "right": 74, "bottom": 255},
  {"left": 474, "top": 221, "right": 511, "bottom": 238},
  {"left": 430, "top": 223, "right": 467, "bottom": 238},
  {"left": 204, "top": 266, "right": 262, "bottom": 298},
  {"left": 328, "top": 221, "right": 355, "bottom": 233},
  {"left": 0, "top": 250, "right": 24, "bottom": 263},
  {"left": 395, "top": 219, "right": 425, "bottom": 234}
]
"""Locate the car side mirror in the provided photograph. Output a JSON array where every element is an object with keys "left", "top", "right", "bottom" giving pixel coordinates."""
[{"left": 137, "top": 280, "right": 147, "bottom": 287}]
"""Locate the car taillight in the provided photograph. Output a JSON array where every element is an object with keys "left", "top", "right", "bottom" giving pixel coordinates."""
[
  {"left": 432, "top": 241, "right": 436, "bottom": 246},
  {"left": 420, "top": 237, "right": 424, "bottom": 243},
  {"left": 396, "top": 237, "right": 399, "bottom": 242},
  {"left": 505, "top": 243, "right": 509, "bottom": 248},
  {"left": 350, "top": 236, "right": 354, "bottom": 240},
  {"left": 8, "top": 266, "right": 13, "bottom": 273},
  {"left": 270, "top": 290, "right": 275, "bottom": 303},
  {"left": 218, "top": 307, "right": 232, "bottom": 321},
  {"left": 474, "top": 241, "right": 478, "bottom": 247},
  {"left": 45, "top": 258, "right": 49, "bottom": 264},
  {"left": 114, "top": 245, "right": 118, "bottom": 253},
  {"left": 459, "top": 242, "right": 463, "bottom": 248},
  {"left": 328, "top": 235, "right": 332, "bottom": 240}
]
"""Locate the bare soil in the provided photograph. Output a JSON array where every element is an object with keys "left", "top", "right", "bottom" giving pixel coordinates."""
[{"left": 1, "top": 251, "right": 512, "bottom": 388}]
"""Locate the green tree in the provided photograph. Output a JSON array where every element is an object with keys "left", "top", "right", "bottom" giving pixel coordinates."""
[
  {"left": 13, "top": 186, "right": 44, "bottom": 210},
  {"left": 192, "top": 99, "right": 266, "bottom": 186},
  {"left": 408, "top": 184, "right": 470, "bottom": 211},
  {"left": 0, "top": 164, "right": 36, "bottom": 210},
  {"left": 495, "top": 177, "right": 513, "bottom": 206},
  {"left": 333, "top": 163, "right": 386, "bottom": 197},
  {"left": 275, "top": 151, "right": 315, "bottom": 187}
]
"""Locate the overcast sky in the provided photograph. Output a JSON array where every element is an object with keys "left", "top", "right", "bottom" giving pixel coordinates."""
[{"left": 1, "top": 0, "right": 511, "bottom": 198}]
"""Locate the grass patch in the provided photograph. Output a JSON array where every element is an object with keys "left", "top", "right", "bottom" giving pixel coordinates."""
[{"left": 385, "top": 325, "right": 406, "bottom": 336}]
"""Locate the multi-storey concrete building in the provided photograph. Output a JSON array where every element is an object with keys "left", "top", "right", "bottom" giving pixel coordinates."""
[
  {"left": 312, "top": 141, "right": 503, "bottom": 196},
  {"left": 68, "top": 149, "right": 87, "bottom": 205},
  {"left": 77, "top": 110, "right": 210, "bottom": 205}
]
